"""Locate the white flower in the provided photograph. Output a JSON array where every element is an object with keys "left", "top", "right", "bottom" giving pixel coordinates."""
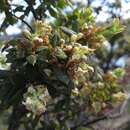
[
  {"left": 23, "top": 84, "right": 50, "bottom": 115},
  {"left": 71, "top": 34, "right": 78, "bottom": 42}
]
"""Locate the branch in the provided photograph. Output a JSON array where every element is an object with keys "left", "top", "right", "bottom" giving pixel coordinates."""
[
  {"left": 71, "top": 116, "right": 107, "bottom": 130},
  {"left": 25, "top": 0, "right": 40, "bottom": 20},
  {"left": 8, "top": 105, "right": 27, "bottom": 130},
  {"left": 12, "top": 14, "right": 34, "bottom": 33}
]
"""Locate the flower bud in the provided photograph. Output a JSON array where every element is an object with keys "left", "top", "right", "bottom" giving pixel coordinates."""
[
  {"left": 33, "top": 36, "right": 43, "bottom": 49},
  {"left": 77, "top": 33, "right": 84, "bottom": 40},
  {"left": 71, "top": 34, "right": 78, "bottom": 42}
]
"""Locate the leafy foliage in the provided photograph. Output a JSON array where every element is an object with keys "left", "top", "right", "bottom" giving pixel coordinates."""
[
  {"left": 0, "top": 0, "right": 67, "bottom": 31},
  {"left": 0, "top": 17, "right": 127, "bottom": 130},
  {"left": 0, "top": 0, "right": 130, "bottom": 130}
]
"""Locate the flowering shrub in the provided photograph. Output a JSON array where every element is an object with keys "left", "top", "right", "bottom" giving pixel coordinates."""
[{"left": 0, "top": 18, "right": 127, "bottom": 130}]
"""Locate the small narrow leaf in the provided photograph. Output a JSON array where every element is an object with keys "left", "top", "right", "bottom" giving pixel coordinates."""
[
  {"left": 26, "top": 55, "right": 37, "bottom": 66},
  {"left": 60, "top": 26, "right": 76, "bottom": 36},
  {"left": 55, "top": 47, "right": 67, "bottom": 60}
]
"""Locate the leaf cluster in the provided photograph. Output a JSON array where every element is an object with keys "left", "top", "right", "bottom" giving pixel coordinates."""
[{"left": 0, "top": 19, "right": 127, "bottom": 130}]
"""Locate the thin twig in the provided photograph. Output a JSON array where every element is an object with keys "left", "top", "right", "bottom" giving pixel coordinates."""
[
  {"left": 6, "top": 1, "right": 34, "bottom": 33},
  {"left": 12, "top": 14, "right": 34, "bottom": 33},
  {"left": 71, "top": 116, "right": 107, "bottom": 130}
]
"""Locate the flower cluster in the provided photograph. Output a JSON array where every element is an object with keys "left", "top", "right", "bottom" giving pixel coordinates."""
[
  {"left": 2, "top": 20, "right": 127, "bottom": 128},
  {"left": 23, "top": 85, "right": 50, "bottom": 115}
]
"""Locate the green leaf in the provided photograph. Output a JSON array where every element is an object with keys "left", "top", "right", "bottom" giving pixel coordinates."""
[
  {"left": 92, "top": 101, "right": 102, "bottom": 113},
  {"left": 55, "top": 47, "right": 67, "bottom": 60},
  {"left": 57, "top": 0, "right": 66, "bottom": 8},
  {"left": 102, "top": 19, "right": 125, "bottom": 39},
  {"left": 79, "top": 7, "right": 94, "bottom": 24},
  {"left": 26, "top": 55, "right": 37, "bottom": 66},
  {"left": 53, "top": 67, "right": 70, "bottom": 85},
  {"left": 113, "top": 68, "right": 125, "bottom": 77},
  {"left": 36, "top": 46, "right": 49, "bottom": 52},
  {"left": 14, "top": 6, "right": 24, "bottom": 12},
  {"left": 22, "top": 30, "right": 32, "bottom": 40},
  {"left": 72, "top": 20, "right": 79, "bottom": 32},
  {"left": 51, "top": 33, "right": 60, "bottom": 46},
  {"left": 112, "top": 19, "right": 124, "bottom": 33},
  {"left": 2, "top": 39, "right": 18, "bottom": 52},
  {"left": 24, "top": 6, "right": 30, "bottom": 16},
  {"left": 37, "top": 46, "right": 50, "bottom": 62},
  {"left": 86, "top": 7, "right": 93, "bottom": 15},
  {"left": 51, "top": 120, "right": 60, "bottom": 130},
  {"left": 60, "top": 26, "right": 76, "bottom": 36},
  {"left": 49, "top": 6, "right": 58, "bottom": 17},
  {"left": 73, "top": 9, "right": 80, "bottom": 19}
]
